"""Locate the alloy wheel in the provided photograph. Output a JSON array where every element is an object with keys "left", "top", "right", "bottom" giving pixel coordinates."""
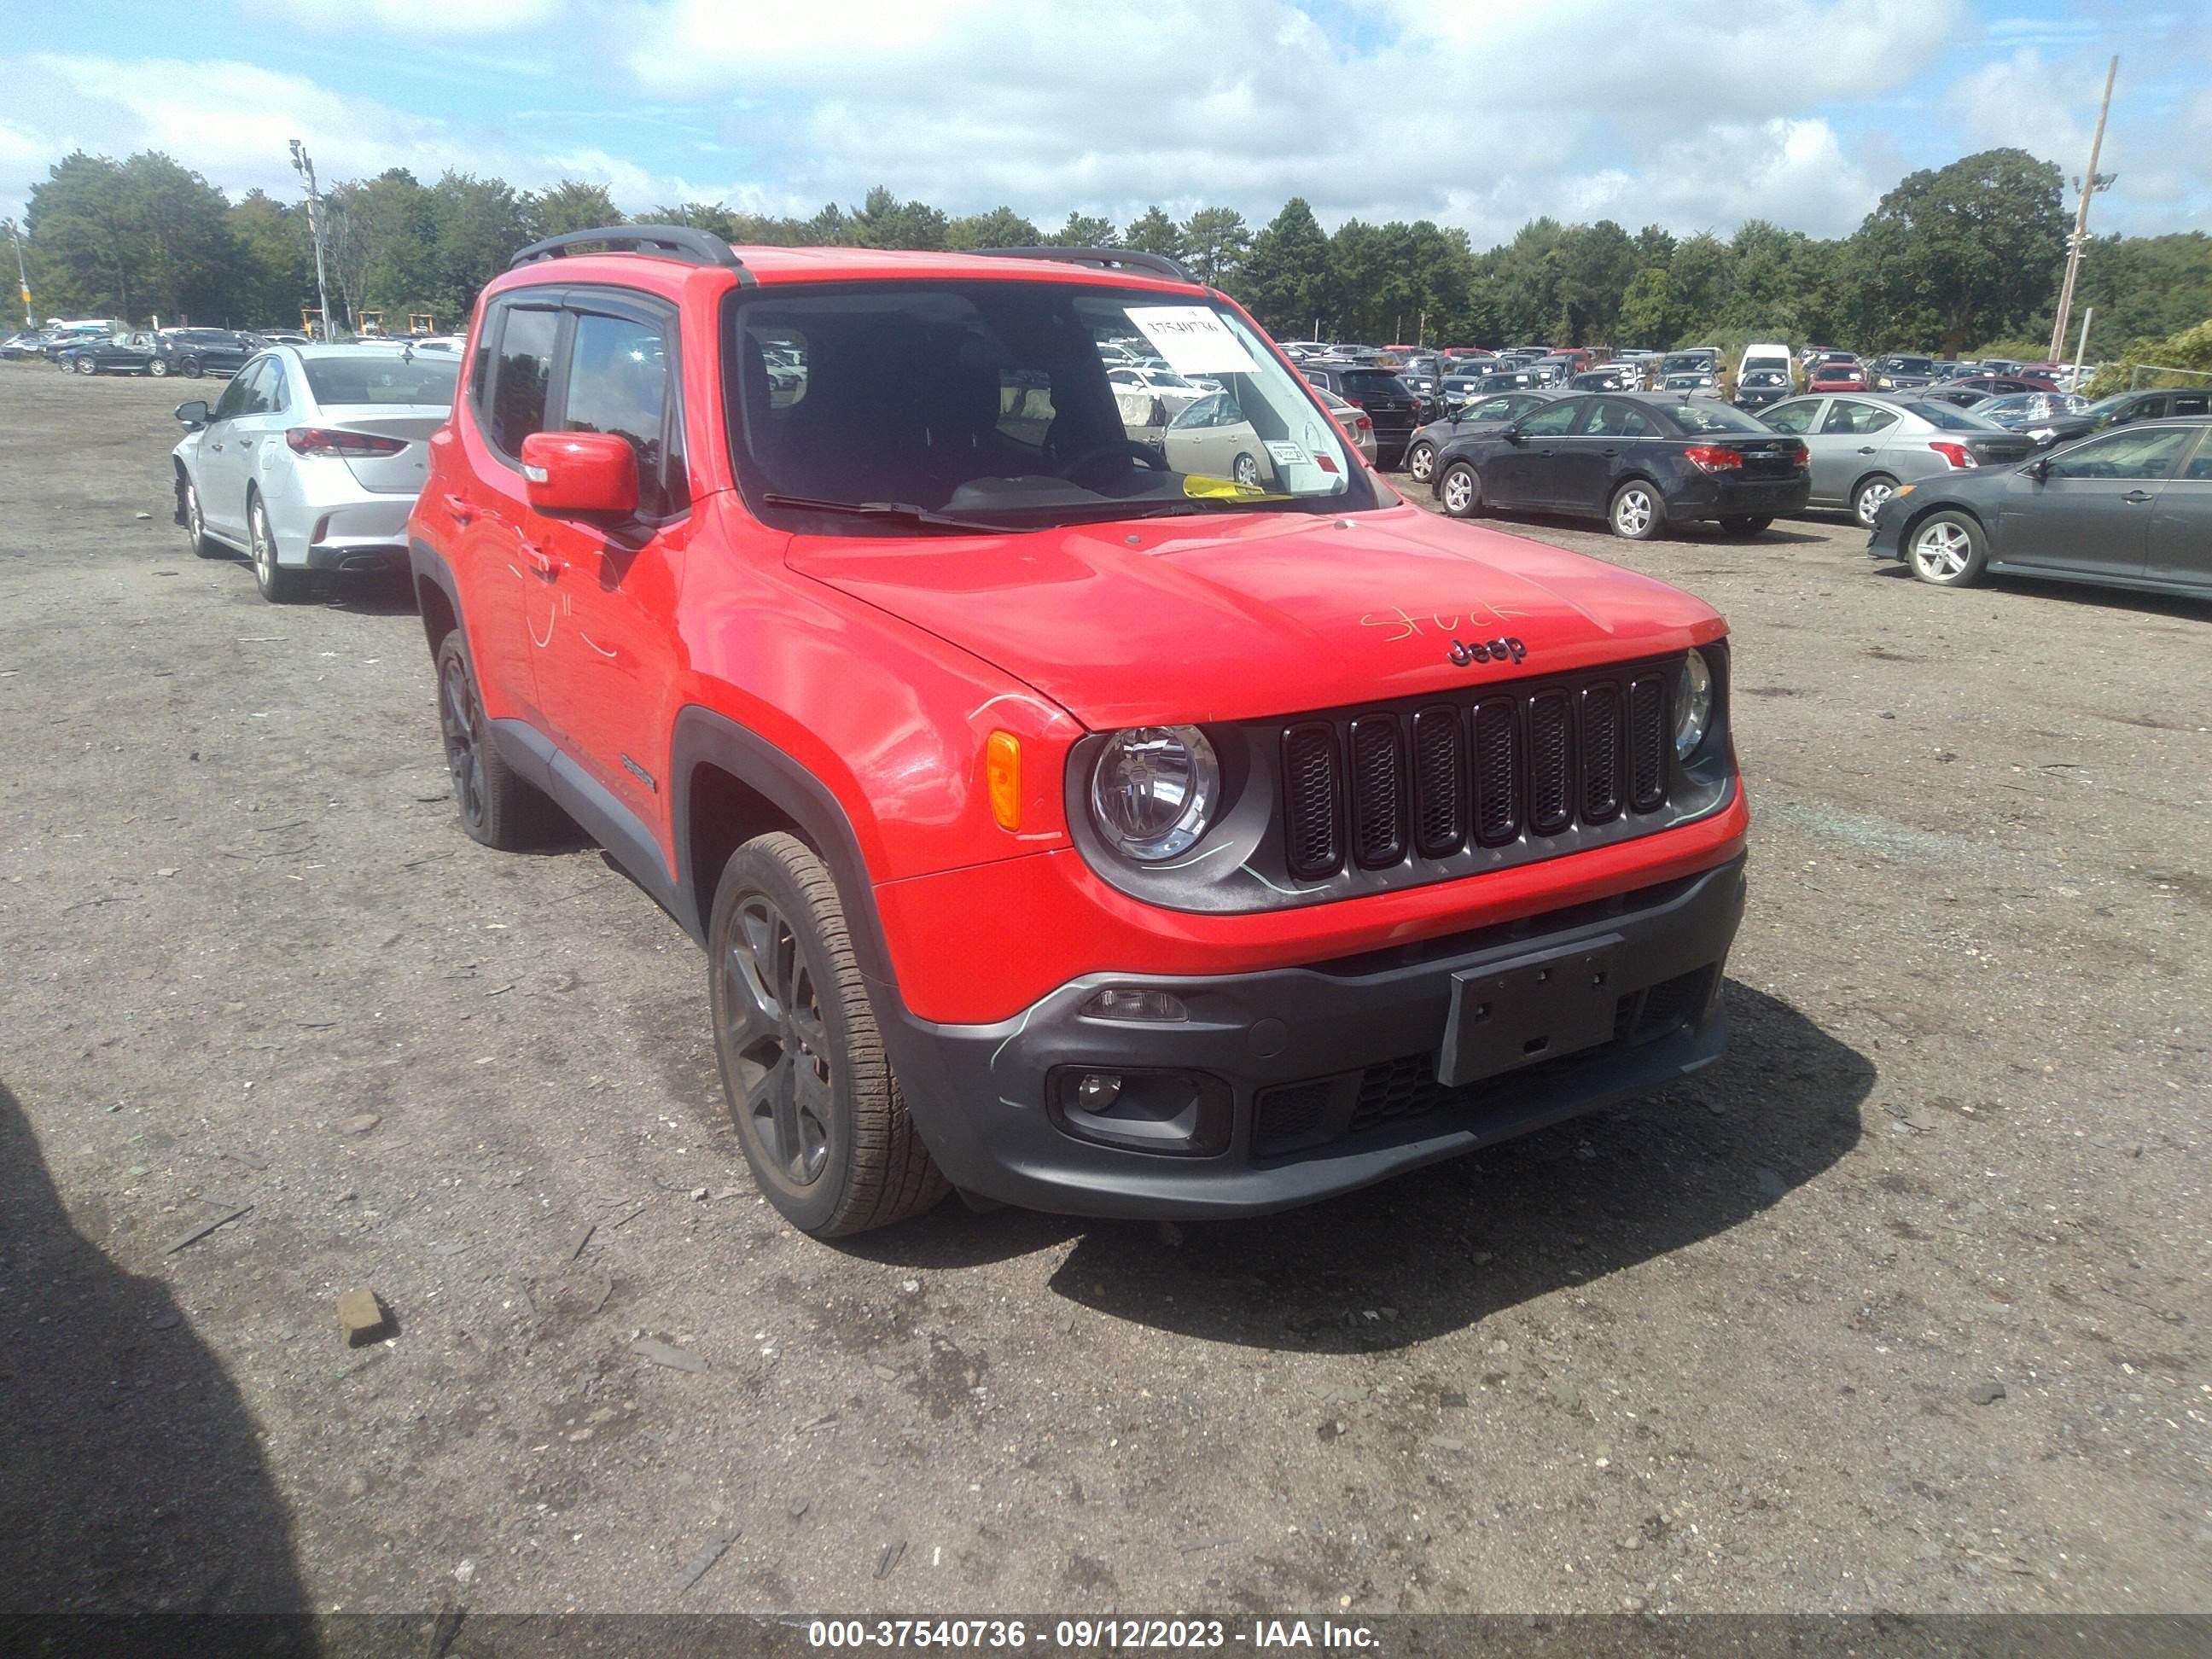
[
  {"left": 1911, "top": 519, "right": 1973, "bottom": 582},
  {"left": 719, "top": 896, "right": 834, "bottom": 1187},
  {"left": 437, "top": 653, "right": 486, "bottom": 830},
  {"left": 1232, "top": 452, "right": 1260, "bottom": 487},
  {"left": 250, "top": 504, "right": 276, "bottom": 590},
  {"left": 1406, "top": 444, "right": 1434, "bottom": 482},
  {"left": 1441, "top": 468, "right": 1474, "bottom": 514},
  {"left": 183, "top": 482, "right": 202, "bottom": 550},
  {"left": 1614, "top": 487, "right": 1654, "bottom": 536}
]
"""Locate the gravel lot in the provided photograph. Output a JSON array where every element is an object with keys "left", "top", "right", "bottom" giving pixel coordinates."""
[{"left": 2, "top": 368, "right": 2207, "bottom": 1621}]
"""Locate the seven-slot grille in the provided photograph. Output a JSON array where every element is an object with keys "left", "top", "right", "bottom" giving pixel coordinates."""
[{"left": 1282, "top": 668, "right": 1674, "bottom": 881}]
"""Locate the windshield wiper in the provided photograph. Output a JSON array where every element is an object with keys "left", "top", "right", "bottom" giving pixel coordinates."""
[{"left": 759, "top": 493, "right": 1010, "bottom": 534}]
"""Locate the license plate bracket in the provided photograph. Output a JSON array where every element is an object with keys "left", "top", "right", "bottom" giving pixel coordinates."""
[{"left": 1436, "top": 946, "right": 1620, "bottom": 1088}]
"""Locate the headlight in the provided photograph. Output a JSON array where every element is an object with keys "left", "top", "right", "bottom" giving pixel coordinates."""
[
  {"left": 1090, "top": 726, "right": 1219, "bottom": 860},
  {"left": 1674, "top": 650, "right": 1714, "bottom": 759}
]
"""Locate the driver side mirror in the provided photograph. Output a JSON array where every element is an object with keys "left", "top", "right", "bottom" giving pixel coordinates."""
[
  {"left": 2025, "top": 457, "right": 2051, "bottom": 480},
  {"left": 1502, "top": 426, "right": 1525, "bottom": 445},
  {"left": 520, "top": 431, "right": 639, "bottom": 518},
  {"left": 174, "top": 399, "right": 210, "bottom": 428}
]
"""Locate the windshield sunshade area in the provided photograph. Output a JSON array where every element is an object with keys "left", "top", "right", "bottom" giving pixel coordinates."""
[{"left": 721, "top": 282, "right": 1379, "bottom": 533}]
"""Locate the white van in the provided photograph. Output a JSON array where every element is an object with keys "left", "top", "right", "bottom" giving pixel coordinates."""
[{"left": 1738, "top": 341, "right": 1793, "bottom": 384}]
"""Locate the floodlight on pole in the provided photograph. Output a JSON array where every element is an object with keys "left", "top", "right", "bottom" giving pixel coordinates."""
[{"left": 289, "top": 139, "right": 336, "bottom": 340}]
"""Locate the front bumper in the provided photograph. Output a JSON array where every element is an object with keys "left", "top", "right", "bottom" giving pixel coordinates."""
[{"left": 880, "top": 854, "right": 1746, "bottom": 1219}]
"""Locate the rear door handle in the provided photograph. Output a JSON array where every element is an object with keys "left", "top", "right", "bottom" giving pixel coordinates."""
[
  {"left": 2121, "top": 490, "right": 2154, "bottom": 504},
  {"left": 1601, "top": 449, "right": 1620, "bottom": 457},
  {"left": 442, "top": 493, "right": 475, "bottom": 524}
]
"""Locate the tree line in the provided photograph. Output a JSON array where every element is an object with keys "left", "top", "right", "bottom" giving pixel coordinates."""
[{"left": 16, "top": 146, "right": 2210, "bottom": 363}]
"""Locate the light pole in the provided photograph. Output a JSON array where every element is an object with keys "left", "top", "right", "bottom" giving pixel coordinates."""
[
  {"left": 3, "top": 218, "right": 30, "bottom": 328},
  {"left": 2047, "top": 55, "right": 2117, "bottom": 364},
  {"left": 288, "top": 139, "right": 336, "bottom": 339}
]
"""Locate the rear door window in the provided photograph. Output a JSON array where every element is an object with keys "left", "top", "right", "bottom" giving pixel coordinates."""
[
  {"left": 1821, "top": 399, "right": 1899, "bottom": 437},
  {"left": 2174, "top": 393, "right": 2209, "bottom": 417}
]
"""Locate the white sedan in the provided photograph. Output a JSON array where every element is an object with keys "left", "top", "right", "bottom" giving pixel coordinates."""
[{"left": 171, "top": 345, "right": 457, "bottom": 602}]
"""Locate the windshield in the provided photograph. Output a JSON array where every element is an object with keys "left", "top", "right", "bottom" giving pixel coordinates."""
[
  {"left": 1901, "top": 400, "right": 2005, "bottom": 432},
  {"left": 1743, "top": 370, "right": 1787, "bottom": 387},
  {"left": 1659, "top": 352, "right": 1713, "bottom": 375},
  {"left": 723, "top": 282, "right": 1375, "bottom": 530},
  {"left": 301, "top": 354, "right": 459, "bottom": 405},
  {"left": 1885, "top": 357, "right": 1936, "bottom": 374},
  {"left": 1667, "top": 400, "right": 1771, "bottom": 434}
]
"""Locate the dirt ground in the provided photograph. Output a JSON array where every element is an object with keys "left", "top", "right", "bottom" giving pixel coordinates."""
[{"left": 1, "top": 366, "right": 2207, "bottom": 1621}]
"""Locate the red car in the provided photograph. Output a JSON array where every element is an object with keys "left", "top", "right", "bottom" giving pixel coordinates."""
[
  {"left": 410, "top": 227, "right": 1749, "bottom": 1236},
  {"left": 1807, "top": 363, "right": 1870, "bottom": 393}
]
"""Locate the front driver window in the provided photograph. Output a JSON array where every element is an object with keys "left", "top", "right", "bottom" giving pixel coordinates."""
[
  {"left": 1821, "top": 400, "right": 1898, "bottom": 437},
  {"left": 2046, "top": 427, "right": 2197, "bottom": 480},
  {"left": 1762, "top": 399, "right": 1819, "bottom": 435},
  {"left": 1516, "top": 400, "right": 1583, "bottom": 437},
  {"left": 210, "top": 361, "right": 261, "bottom": 422}
]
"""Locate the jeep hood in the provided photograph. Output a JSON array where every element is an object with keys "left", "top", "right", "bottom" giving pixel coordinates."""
[{"left": 787, "top": 504, "right": 1725, "bottom": 729}]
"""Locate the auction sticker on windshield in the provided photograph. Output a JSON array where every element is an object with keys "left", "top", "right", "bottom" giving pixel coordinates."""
[{"left": 1130, "top": 306, "right": 1259, "bottom": 375}]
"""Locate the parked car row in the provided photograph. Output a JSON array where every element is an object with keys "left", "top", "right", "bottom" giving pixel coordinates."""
[{"left": 4, "top": 323, "right": 328, "bottom": 378}]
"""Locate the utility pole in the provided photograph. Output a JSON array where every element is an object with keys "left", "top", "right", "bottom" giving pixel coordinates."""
[
  {"left": 2047, "top": 55, "right": 2117, "bottom": 364},
  {"left": 2070, "top": 306, "right": 2094, "bottom": 388},
  {"left": 3, "top": 218, "right": 30, "bottom": 327},
  {"left": 289, "top": 139, "right": 336, "bottom": 340}
]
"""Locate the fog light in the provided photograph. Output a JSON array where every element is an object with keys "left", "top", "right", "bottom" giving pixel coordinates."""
[
  {"left": 1050, "top": 1067, "right": 1231, "bottom": 1157},
  {"left": 1075, "top": 1072, "right": 1122, "bottom": 1110},
  {"left": 1080, "top": 987, "right": 1188, "bottom": 1022}
]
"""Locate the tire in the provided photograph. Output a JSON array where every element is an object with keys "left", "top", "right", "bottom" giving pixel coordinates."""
[
  {"left": 434, "top": 631, "right": 561, "bottom": 849},
  {"left": 1906, "top": 509, "right": 1988, "bottom": 588},
  {"left": 1853, "top": 474, "right": 1899, "bottom": 528},
  {"left": 1437, "top": 461, "right": 1482, "bottom": 518},
  {"left": 148, "top": 358, "right": 170, "bottom": 378},
  {"left": 184, "top": 358, "right": 206, "bottom": 379},
  {"left": 246, "top": 492, "right": 307, "bottom": 603},
  {"left": 1405, "top": 440, "right": 1436, "bottom": 483},
  {"left": 1719, "top": 515, "right": 1773, "bottom": 536},
  {"left": 1231, "top": 451, "right": 1260, "bottom": 487},
  {"left": 1609, "top": 479, "right": 1666, "bottom": 540},
  {"left": 74, "top": 356, "right": 96, "bottom": 375},
  {"left": 708, "top": 832, "right": 950, "bottom": 1237},
  {"left": 180, "top": 473, "right": 218, "bottom": 559}
]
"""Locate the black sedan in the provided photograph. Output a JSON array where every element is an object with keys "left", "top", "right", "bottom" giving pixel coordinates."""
[
  {"left": 57, "top": 333, "right": 160, "bottom": 375},
  {"left": 1399, "top": 389, "right": 1567, "bottom": 485},
  {"left": 1870, "top": 418, "right": 2209, "bottom": 596},
  {"left": 156, "top": 329, "right": 259, "bottom": 378},
  {"left": 1872, "top": 355, "right": 1940, "bottom": 390},
  {"left": 1431, "top": 392, "right": 1809, "bottom": 539}
]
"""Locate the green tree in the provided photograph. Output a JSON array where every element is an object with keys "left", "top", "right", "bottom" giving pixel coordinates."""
[
  {"left": 1054, "top": 212, "right": 1119, "bottom": 246},
  {"left": 429, "top": 172, "right": 531, "bottom": 323},
  {"left": 944, "top": 207, "right": 1043, "bottom": 250},
  {"left": 1122, "top": 207, "right": 1185, "bottom": 260},
  {"left": 848, "top": 187, "right": 947, "bottom": 250},
  {"left": 24, "top": 150, "right": 241, "bottom": 323},
  {"left": 224, "top": 189, "right": 310, "bottom": 327},
  {"left": 324, "top": 169, "right": 437, "bottom": 329},
  {"left": 524, "top": 180, "right": 624, "bottom": 239},
  {"left": 1179, "top": 206, "right": 1250, "bottom": 288},
  {"left": 1241, "top": 199, "right": 1329, "bottom": 329},
  {"left": 1666, "top": 232, "right": 1735, "bottom": 342},
  {"left": 1847, "top": 147, "right": 2065, "bottom": 354},
  {"left": 1553, "top": 218, "right": 1639, "bottom": 344},
  {"left": 1617, "top": 266, "right": 1675, "bottom": 347}
]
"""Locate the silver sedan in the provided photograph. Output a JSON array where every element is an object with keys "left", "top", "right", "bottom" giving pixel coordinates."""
[
  {"left": 170, "top": 345, "right": 457, "bottom": 601},
  {"left": 1755, "top": 393, "right": 2036, "bottom": 527}
]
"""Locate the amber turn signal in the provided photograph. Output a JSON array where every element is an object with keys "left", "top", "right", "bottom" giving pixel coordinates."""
[{"left": 986, "top": 731, "right": 1022, "bottom": 830}]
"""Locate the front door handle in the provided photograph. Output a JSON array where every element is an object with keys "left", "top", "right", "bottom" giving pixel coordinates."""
[
  {"left": 525, "top": 545, "right": 568, "bottom": 581},
  {"left": 1856, "top": 445, "right": 1878, "bottom": 454},
  {"left": 1601, "top": 448, "right": 1620, "bottom": 457},
  {"left": 2121, "top": 490, "right": 2154, "bottom": 504}
]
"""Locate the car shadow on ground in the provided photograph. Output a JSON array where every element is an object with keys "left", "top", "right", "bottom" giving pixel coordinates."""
[
  {"left": 0, "top": 1080, "right": 315, "bottom": 1621},
  {"left": 866, "top": 981, "right": 1867, "bottom": 1348},
  {"left": 1422, "top": 504, "right": 1831, "bottom": 546}
]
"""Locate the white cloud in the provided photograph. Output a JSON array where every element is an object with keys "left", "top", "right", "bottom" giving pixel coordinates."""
[{"left": 264, "top": 0, "right": 566, "bottom": 35}]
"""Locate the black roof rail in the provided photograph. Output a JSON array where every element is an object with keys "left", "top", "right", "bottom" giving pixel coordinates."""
[
  {"left": 509, "top": 224, "right": 755, "bottom": 284},
  {"left": 970, "top": 246, "right": 1199, "bottom": 285}
]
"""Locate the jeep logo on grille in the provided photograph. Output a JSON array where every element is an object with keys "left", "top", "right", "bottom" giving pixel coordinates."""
[{"left": 1449, "top": 636, "right": 1528, "bottom": 667}]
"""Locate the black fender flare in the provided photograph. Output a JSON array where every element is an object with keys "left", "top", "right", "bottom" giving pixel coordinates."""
[
  {"left": 667, "top": 706, "right": 896, "bottom": 990},
  {"left": 408, "top": 536, "right": 464, "bottom": 661}
]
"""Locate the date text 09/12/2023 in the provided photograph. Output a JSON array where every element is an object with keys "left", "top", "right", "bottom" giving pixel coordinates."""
[{"left": 805, "top": 1617, "right": 1380, "bottom": 1650}]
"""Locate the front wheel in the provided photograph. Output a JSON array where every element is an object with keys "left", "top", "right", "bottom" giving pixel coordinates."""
[
  {"left": 1719, "top": 515, "right": 1773, "bottom": 536},
  {"left": 709, "top": 833, "right": 949, "bottom": 1237},
  {"left": 1404, "top": 440, "right": 1436, "bottom": 483},
  {"left": 148, "top": 358, "right": 170, "bottom": 378},
  {"left": 183, "top": 358, "right": 206, "bottom": 379},
  {"left": 180, "top": 474, "right": 218, "bottom": 559},
  {"left": 1437, "top": 461, "right": 1482, "bottom": 518},
  {"left": 74, "top": 357, "right": 96, "bottom": 375},
  {"left": 1231, "top": 451, "right": 1260, "bottom": 487},
  {"left": 1906, "top": 510, "right": 1988, "bottom": 587},
  {"left": 1609, "top": 480, "right": 1666, "bottom": 540},
  {"left": 1853, "top": 474, "right": 1899, "bottom": 528}
]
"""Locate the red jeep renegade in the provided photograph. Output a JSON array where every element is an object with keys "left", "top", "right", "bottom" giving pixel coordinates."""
[{"left": 409, "top": 228, "right": 1748, "bottom": 1237}]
